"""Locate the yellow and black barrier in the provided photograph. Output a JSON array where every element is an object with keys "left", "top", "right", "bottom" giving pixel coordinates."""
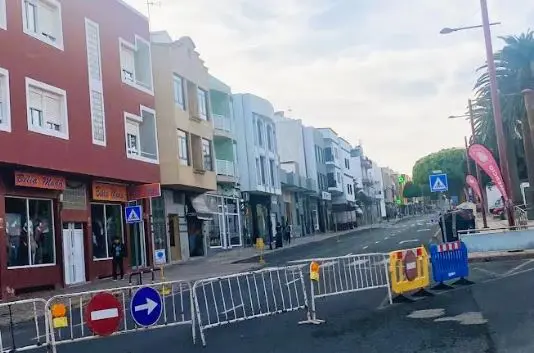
[{"left": 389, "top": 246, "right": 432, "bottom": 302}]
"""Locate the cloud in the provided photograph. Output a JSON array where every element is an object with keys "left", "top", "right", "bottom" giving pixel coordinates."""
[{"left": 125, "top": 0, "right": 534, "bottom": 174}]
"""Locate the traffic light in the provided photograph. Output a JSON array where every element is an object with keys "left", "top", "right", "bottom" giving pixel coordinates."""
[{"left": 398, "top": 175, "right": 406, "bottom": 184}]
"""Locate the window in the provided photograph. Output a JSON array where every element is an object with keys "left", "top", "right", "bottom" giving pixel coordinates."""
[
  {"left": 260, "top": 156, "right": 266, "bottom": 185},
  {"left": 0, "top": 68, "right": 11, "bottom": 132},
  {"left": 334, "top": 147, "right": 339, "bottom": 159},
  {"left": 85, "top": 19, "right": 106, "bottom": 146},
  {"left": 327, "top": 173, "right": 336, "bottom": 188},
  {"left": 120, "top": 36, "right": 153, "bottom": 94},
  {"left": 256, "top": 158, "right": 261, "bottom": 184},
  {"left": 22, "top": 0, "right": 63, "bottom": 50},
  {"left": 347, "top": 184, "right": 353, "bottom": 195},
  {"left": 0, "top": 0, "right": 6, "bottom": 30},
  {"left": 324, "top": 147, "right": 333, "bottom": 162},
  {"left": 173, "top": 74, "right": 185, "bottom": 109},
  {"left": 269, "top": 159, "right": 275, "bottom": 186},
  {"left": 91, "top": 204, "right": 123, "bottom": 260},
  {"left": 267, "top": 125, "right": 273, "bottom": 151},
  {"left": 315, "top": 146, "right": 319, "bottom": 163},
  {"left": 345, "top": 158, "right": 350, "bottom": 169},
  {"left": 124, "top": 106, "right": 159, "bottom": 163},
  {"left": 257, "top": 120, "right": 263, "bottom": 147},
  {"left": 197, "top": 88, "right": 208, "bottom": 120},
  {"left": 337, "top": 172, "right": 341, "bottom": 183},
  {"left": 202, "top": 138, "right": 213, "bottom": 171},
  {"left": 26, "top": 78, "right": 68, "bottom": 139},
  {"left": 177, "top": 129, "right": 189, "bottom": 166},
  {"left": 319, "top": 148, "right": 324, "bottom": 163},
  {"left": 6, "top": 197, "right": 55, "bottom": 267}
]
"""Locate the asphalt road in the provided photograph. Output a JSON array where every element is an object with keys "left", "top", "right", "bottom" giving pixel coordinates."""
[{"left": 7, "top": 214, "right": 534, "bottom": 352}]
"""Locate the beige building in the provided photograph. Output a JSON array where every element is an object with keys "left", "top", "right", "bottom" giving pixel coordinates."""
[{"left": 150, "top": 31, "right": 216, "bottom": 263}]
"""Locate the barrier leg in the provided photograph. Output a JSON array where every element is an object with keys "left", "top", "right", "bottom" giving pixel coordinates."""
[
  {"left": 298, "top": 281, "right": 324, "bottom": 325},
  {"left": 411, "top": 288, "right": 434, "bottom": 297},
  {"left": 452, "top": 277, "right": 474, "bottom": 286},
  {"left": 392, "top": 293, "right": 415, "bottom": 303},
  {"left": 431, "top": 282, "right": 454, "bottom": 291}
]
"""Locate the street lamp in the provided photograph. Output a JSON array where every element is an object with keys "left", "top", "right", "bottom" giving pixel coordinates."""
[
  {"left": 440, "top": 0, "right": 514, "bottom": 227},
  {"left": 439, "top": 22, "right": 501, "bottom": 34}
]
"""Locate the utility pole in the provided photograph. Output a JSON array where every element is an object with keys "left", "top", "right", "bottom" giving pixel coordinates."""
[
  {"left": 146, "top": 1, "right": 162, "bottom": 29},
  {"left": 468, "top": 99, "right": 488, "bottom": 228}
]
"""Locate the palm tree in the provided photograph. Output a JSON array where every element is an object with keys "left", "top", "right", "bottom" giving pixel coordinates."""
[{"left": 471, "top": 30, "right": 534, "bottom": 204}]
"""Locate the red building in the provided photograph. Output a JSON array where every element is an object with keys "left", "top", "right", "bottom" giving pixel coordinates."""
[{"left": 0, "top": 0, "right": 160, "bottom": 296}]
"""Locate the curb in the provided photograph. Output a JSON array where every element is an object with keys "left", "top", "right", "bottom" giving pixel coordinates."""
[
  {"left": 231, "top": 225, "right": 382, "bottom": 264},
  {"left": 468, "top": 250, "right": 534, "bottom": 263}
]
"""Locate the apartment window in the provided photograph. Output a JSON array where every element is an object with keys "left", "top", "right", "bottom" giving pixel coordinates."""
[
  {"left": 26, "top": 78, "right": 68, "bottom": 139},
  {"left": 202, "top": 138, "right": 213, "bottom": 171},
  {"left": 197, "top": 88, "right": 208, "bottom": 120},
  {"left": 85, "top": 19, "right": 106, "bottom": 146},
  {"left": 269, "top": 159, "right": 275, "bottom": 186},
  {"left": 256, "top": 158, "right": 261, "bottom": 184},
  {"left": 324, "top": 147, "right": 333, "bottom": 162},
  {"left": 0, "top": 0, "right": 6, "bottom": 30},
  {"left": 22, "top": 0, "right": 63, "bottom": 50},
  {"left": 0, "top": 68, "right": 11, "bottom": 132},
  {"left": 173, "top": 75, "right": 185, "bottom": 110},
  {"left": 257, "top": 120, "right": 263, "bottom": 147},
  {"left": 260, "top": 156, "right": 266, "bottom": 185},
  {"left": 120, "top": 36, "right": 153, "bottom": 93},
  {"left": 337, "top": 172, "right": 341, "bottom": 183},
  {"left": 320, "top": 148, "right": 324, "bottom": 163},
  {"left": 6, "top": 197, "right": 55, "bottom": 267},
  {"left": 267, "top": 125, "right": 273, "bottom": 151},
  {"left": 91, "top": 204, "right": 123, "bottom": 260},
  {"left": 347, "top": 184, "right": 353, "bottom": 195},
  {"left": 327, "top": 173, "right": 336, "bottom": 188},
  {"left": 334, "top": 147, "right": 339, "bottom": 159},
  {"left": 345, "top": 158, "right": 350, "bottom": 169},
  {"left": 177, "top": 129, "right": 189, "bottom": 166},
  {"left": 124, "top": 106, "right": 159, "bottom": 163}
]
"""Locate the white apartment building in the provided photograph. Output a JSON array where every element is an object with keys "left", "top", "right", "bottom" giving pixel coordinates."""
[{"left": 233, "top": 94, "right": 281, "bottom": 246}]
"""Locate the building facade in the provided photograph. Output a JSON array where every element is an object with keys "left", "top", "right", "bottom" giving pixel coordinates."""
[
  {"left": 208, "top": 75, "right": 242, "bottom": 250},
  {"left": 0, "top": 0, "right": 161, "bottom": 295},
  {"left": 151, "top": 32, "right": 216, "bottom": 262},
  {"left": 234, "top": 94, "right": 281, "bottom": 247},
  {"left": 308, "top": 127, "right": 332, "bottom": 232}
]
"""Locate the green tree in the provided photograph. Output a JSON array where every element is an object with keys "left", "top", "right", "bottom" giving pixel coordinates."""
[
  {"left": 471, "top": 30, "right": 534, "bottom": 202},
  {"left": 412, "top": 148, "right": 466, "bottom": 198},
  {"left": 402, "top": 182, "right": 421, "bottom": 199}
]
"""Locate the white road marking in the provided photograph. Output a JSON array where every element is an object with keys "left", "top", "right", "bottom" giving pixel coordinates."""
[
  {"left": 434, "top": 312, "right": 487, "bottom": 325},
  {"left": 472, "top": 267, "right": 500, "bottom": 277},
  {"left": 375, "top": 241, "right": 380, "bottom": 244},
  {"left": 385, "top": 236, "right": 389, "bottom": 240},
  {"left": 399, "top": 239, "right": 419, "bottom": 245},
  {"left": 362, "top": 246, "right": 369, "bottom": 250},
  {"left": 504, "top": 259, "right": 534, "bottom": 276},
  {"left": 407, "top": 309, "right": 445, "bottom": 319},
  {"left": 417, "top": 228, "right": 432, "bottom": 232}
]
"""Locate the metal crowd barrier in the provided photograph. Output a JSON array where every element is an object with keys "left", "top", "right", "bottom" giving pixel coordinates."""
[
  {"left": 192, "top": 265, "right": 309, "bottom": 346},
  {"left": 46, "top": 280, "right": 194, "bottom": 352},
  {"left": 298, "top": 253, "right": 392, "bottom": 324},
  {"left": 0, "top": 298, "right": 49, "bottom": 353}
]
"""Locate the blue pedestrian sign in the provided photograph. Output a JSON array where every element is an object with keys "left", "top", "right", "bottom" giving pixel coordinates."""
[
  {"left": 125, "top": 205, "right": 142, "bottom": 224},
  {"left": 429, "top": 173, "right": 449, "bottom": 193},
  {"left": 130, "top": 287, "right": 162, "bottom": 327}
]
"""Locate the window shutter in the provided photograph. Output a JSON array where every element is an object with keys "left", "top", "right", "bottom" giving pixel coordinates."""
[
  {"left": 39, "top": 1, "right": 57, "bottom": 39},
  {"left": 91, "top": 90, "right": 105, "bottom": 142},
  {"left": 121, "top": 46, "right": 135, "bottom": 76},
  {"left": 86, "top": 20, "right": 106, "bottom": 144},
  {"left": 85, "top": 21, "right": 101, "bottom": 82},
  {"left": 29, "top": 88, "right": 43, "bottom": 110},
  {"left": 44, "top": 94, "right": 61, "bottom": 125}
]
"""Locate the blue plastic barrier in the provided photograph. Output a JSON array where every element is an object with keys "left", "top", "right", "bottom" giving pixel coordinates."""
[{"left": 429, "top": 241, "right": 471, "bottom": 287}]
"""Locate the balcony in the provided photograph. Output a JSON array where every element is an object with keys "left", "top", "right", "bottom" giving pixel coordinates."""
[
  {"left": 213, "top": 114, "right": 233, "bottom": 139},
  {"left": 216, "top": 159, "right": 237, "bottom": 183}
]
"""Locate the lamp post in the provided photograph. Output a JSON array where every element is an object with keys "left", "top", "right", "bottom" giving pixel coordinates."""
[{"left": 440, "top": 0, "right": 514, "bottom": 226}]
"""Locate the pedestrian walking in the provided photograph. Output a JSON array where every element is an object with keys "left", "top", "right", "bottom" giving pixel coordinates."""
[
  {"left": 275, "top": 222, "right": 283, "bottom": 248},
  {"left": 110, "top": 237, "right": 126, "bottom": 281},
  {"left": 284, "top": 221, "right": 291, "bottom": 244}
]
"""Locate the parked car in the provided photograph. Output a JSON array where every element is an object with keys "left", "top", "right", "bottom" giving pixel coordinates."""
[{"left": 489, "top": 199, "right": 504, "bottom": 216}]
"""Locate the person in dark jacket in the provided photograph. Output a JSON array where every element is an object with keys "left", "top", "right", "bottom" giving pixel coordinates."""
[
  {"left": 110, "top": 237, "right": 126, "bottom": 281},
  {"left": 275, "top": 222, "right": 283, "bottom": 248}
]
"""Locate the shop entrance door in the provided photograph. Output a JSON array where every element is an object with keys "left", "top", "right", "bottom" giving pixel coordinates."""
[
  {"left": 168, "top": 215, "right": 182, "bottom": 262},
  {"left": 62, "top": 223, "right": 86, "bottom": 285},
  {"left": 129, "top": 222, "right": 147, "bottom": 269}
]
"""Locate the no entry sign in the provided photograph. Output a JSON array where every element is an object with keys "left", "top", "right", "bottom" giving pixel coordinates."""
[
  {"left": 86, "top": 293, "right": 123, "bottom": 336},
  {"left": 404, "top": 250, "right": 418, "bottom": 281}
]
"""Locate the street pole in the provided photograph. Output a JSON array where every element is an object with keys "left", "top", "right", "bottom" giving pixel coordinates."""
[
  {"left": 480, "top": 0, "right": 514, "bottom": 226},
  {"left": 464, "top": 136, "right": 472, "bottom": 175},
  {"left": 468, "top": 99, "right": 489, "bottom": 228}
]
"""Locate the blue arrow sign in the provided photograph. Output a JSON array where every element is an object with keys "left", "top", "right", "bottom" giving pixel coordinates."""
[
  {"left": 125, "top": 205, "right": 142, "bottom": 224},
  {"left": 130, "top": 287, "right": 162, "bottom": 327},
  {"left": 429, "top": 173, "right": 449, "bottom": 193}
]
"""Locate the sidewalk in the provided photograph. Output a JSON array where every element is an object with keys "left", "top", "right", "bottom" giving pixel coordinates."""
[{"left": 8, "top": 224, "right": 384, "bottom": 302}]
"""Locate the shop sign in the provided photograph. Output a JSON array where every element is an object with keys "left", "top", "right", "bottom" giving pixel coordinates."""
[
  {"left": 321, "top": 191, "right": 332, "bottom": 201},
  {"left": 128, "top": 183, "right": 161, "bottom": 200},
  {"left": 15, "top": 171, "right": 66, "bottom": 190},
  {"left": 92, "top": 182, "right": 128, "bottom": 202}
]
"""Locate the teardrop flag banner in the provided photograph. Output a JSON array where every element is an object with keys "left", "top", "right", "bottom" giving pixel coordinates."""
[
  {"left": 466, "top": 175, "right": 482, "bottom": 202},
  {"left": 467, "top": 143, "right": 509, "bottom": 202}
]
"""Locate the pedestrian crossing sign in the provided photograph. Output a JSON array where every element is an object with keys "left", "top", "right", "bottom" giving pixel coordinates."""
[
  {"left": 429, "top": 173, "right": 448, "bottom": 193},
  {"left": 125, "top": 205, "right": 143, "bottom": 224}
]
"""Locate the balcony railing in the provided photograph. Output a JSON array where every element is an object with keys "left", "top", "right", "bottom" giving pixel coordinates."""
[
  {"left": 216, "top": 159, "right": 236, "bottom": 177},
  {"left": 213, "top": 114, "right": 232, "bottom": 133}
]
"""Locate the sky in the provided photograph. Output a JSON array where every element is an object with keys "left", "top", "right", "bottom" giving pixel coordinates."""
[{"left": 124, "top": 0, "right": 534, "bottom": 175}]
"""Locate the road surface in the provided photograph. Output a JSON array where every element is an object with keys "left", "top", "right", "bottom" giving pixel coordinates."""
[{"left": 6, "top": 215, "right": 534, "bottom": 352}]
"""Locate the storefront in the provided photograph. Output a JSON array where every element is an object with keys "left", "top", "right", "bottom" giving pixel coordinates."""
[{"left": 206, "top": 194, "right": 242, "bottom": 250}]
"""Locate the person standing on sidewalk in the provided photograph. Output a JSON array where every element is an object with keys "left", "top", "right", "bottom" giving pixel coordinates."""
[{"left": 110, "top": 237, "right": 126, "bottom": 281}]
